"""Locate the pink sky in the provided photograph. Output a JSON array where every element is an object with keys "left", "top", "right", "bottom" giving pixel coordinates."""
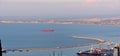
[{"left": 0, "top": 0, "right": 120, "bottom": 18}]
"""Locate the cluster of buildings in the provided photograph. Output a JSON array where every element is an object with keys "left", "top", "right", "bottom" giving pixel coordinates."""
[
  {"left": 0, "top": 16, "right": 120, "bottom": 25},
  {"left": 77, "top": 43, "right": 120, "bottom": 56}
]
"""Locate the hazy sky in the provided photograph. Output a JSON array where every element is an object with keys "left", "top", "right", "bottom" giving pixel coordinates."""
[
  {"left": 0, "top": 0, "right": 120, "bottom": 19},
  {"left": 1, "top": 0, "right": 82, "bottom": 2}
]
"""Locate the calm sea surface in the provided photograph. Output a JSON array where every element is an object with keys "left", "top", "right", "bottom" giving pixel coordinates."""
[{"left": 1, "top": 24, "right": 120, "bottom": 56}]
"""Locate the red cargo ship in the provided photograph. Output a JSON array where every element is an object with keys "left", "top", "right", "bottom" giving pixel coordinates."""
[{"left": 41, "top": 29, "right": 54, "bottom": 32}]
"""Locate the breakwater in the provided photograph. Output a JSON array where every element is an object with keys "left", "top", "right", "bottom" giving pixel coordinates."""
[{"left": 72, "top": 36, "right": 105, "bottom": 44}]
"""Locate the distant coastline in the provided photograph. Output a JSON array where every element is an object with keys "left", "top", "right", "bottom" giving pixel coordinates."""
[{"left": 1, "top": 17, "right": 120, "bottom": 26}]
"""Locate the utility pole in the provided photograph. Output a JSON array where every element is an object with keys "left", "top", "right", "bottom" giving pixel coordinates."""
[
  {"left": 0, "top": 39, "right": 2, "bottom": 56},
  {"left": 53, "top": 51, "right": 55, "bottom": 56},
  {"left": 60, "top": 51, "right": 62, "bottom": 56}
]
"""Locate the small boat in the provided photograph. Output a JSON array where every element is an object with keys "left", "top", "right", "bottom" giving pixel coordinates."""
[{"left": 41, "top": 29, "right": 54, "bottom": 32}]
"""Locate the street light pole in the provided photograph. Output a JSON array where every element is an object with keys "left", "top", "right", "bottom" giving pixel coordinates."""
[{"left": 0, "top": 39, "right": 2, "bottom": 56}]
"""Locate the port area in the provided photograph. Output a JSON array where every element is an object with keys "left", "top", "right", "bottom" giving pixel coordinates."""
[
  {"left": 77, "top": 48, "right": 113, "bottom": 56},
  {"left": 73, "top": 36, "right": 114, "bottom": 56}
]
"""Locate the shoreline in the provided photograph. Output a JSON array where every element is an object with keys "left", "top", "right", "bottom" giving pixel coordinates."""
[
  {"left": 1, "top": 23, "right": 120, "bottom": 26},
  {"left": 1, "top": 20, "right": 120, "bottom": 26},
  {"left": 9, "top": 36, "right": 105, "bottom": 51}
]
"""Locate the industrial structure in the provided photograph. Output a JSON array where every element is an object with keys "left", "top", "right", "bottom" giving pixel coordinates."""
[
  {"left": 77, "top": 42, "right": 120, "bottom": 56},
  {"left": 113, "top": 43, "right": 120, "bottom": 56}
]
